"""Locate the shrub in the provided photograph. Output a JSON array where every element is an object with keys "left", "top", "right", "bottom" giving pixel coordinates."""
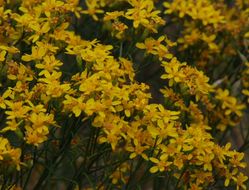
[{"left": 0, "top": 0, "right": 248, "bottom": 189}]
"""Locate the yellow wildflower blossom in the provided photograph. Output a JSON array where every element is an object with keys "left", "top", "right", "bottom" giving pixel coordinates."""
[
  {"left": 0, "top": 50, "right": 6, "bottom": 62},
  {"left": 161, "top": 58, "right": 186, "bottom": 86},
  {"left": 150, "top": 153, "right": 172, "bottom": 173},
  {"left": 233, "top": 173, "right": 248, "bottom": 190},
  {"left": 81, "top": 0, "right": 104, "bottom": 21},
  {"left": 22, "top": 46, "right": 47, "bottom": 61},
  {"left": 5, "top": 101, "right": 30, "bottom": 119}
]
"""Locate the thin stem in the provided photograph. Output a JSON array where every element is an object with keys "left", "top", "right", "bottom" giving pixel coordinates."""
[
  {"left": 125, "top": 156, "right": 145, "bottom": 190},
  {"left": 174, "top": 164, "right": 188, "bottom": 190},
  {"left": 23, "top": 147, "right": 37, "bottom": 190},
  {"left": 33, "top": 117, "right": 82, "bottom": 189}
]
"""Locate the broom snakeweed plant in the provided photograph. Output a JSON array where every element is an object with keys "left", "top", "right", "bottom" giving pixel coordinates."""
[{"left": 0, "top": 0, "right": 248, "bottom": 190}]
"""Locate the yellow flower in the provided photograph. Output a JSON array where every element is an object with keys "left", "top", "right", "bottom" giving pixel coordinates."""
[
  {"left": 41, "top": 0, "right": 64, "bottom": 18},
  {"left": 164, "top": 0, "right": 225, "bottom": 27},
  {"left": 5, "top": 101, "right": 30, "bottom": 119},
  {"left": 229, "top": 152, "right": 247, "bottom": 168},
  {"left": 0, "top": 119, "right": 22, "bottom": 133},
  {"left": 110, "top": 163, "right": 130, "bottom": 185},
  {"left": 26, "top": 101, "right": 46, "bottom": 113},
  {"left": 224, "top": 168, "right": 238, "bottom": 187},
  {"left": 136, "top": 36, "right": 173, "bottom": 60},
  {"left": 64, "top": 0, "right": 82, "bottom": 18},
  {"left": 216, "top": 89, "right": 245, "bottom": 117},
  {"left": 29, "top": 112, "right": 54, "bottom": 127},
  {"left": 161, "top": 57, "right": 186, "bottom": 86},
  {"left": 111, "top": 21, "right": 128, "bottom": 39},
  {"left": 63, "top": 95, "right": 86, "bottom": 117},
  {"left": 149, "top": 153, "right": 172, "bottom": 173},
  {"left": 25, "top": 125, "right": 49, "bottom": 146},
  {"left": 36, "top": 41, "right": 59, "bottom": 53},
  {"left": 39, "top": 70, "right": 62, "bottom": 83},
  {"left": 233, "top": 173, "right": 248, "bottom": 190},
  {"left": 81, "top": 0, "right": 104, "bottom": 21},
  {"left": 36, "top": 55, "right": 63, "bottom": 75},
  {"left": 0, "top": 50, "right": 6, "bottom": 62},
  {"left": 125, "top": 0, "right": 164, "bottom": 31},
  {"left": 0, "top": 89, "right": 12, "bottom": 109},
  {"left": 0, "top": 45, "right": 19, "bottom": 54},
  {"left": 196, "top": 153, "right": 214, "bottom": 171},
  {"left": 0, "top": 137, "right": 21, "bottom": 170},
  {"left": 79, "top": 74, "right": 100, "bottom": 95},
  {"left": 201, "top": 33, "right": 219, "bottom": 52},
  {"left": 22, "top": 46, "right": 47, "bottom": 61},
  {"left": 103, "top": 11, "right": 124, "bottom": 21},
  {"left": 98, "top": 118, "right": 124, "bottom": 151},
  {"left": 136, "top": 37, "right": 161, "bottom": 54},
  {"left": 177, "top": 27, "right": 202, "bottom": 50},
  {"left": 125, "top": 1, "right": 150, "bottom": 28},
  {"left": 7, "top": 63, "right": 34, "bottom": 82},
  {"left": 0, "top": 137, "right": 10, "bottom": 160},
  {"left": 84, "top": 98, "right": 105, "bottom": 116},
  {"left": 8, "top": 148, "right": 22, "bottom": 171},
  {"left": 25, "top": 112, "right": 55, "bottom": 146},
  {"left": 127, "top": 139, "right": 149, "bottom": 160},
  {"left": 28, "top": 22, "right": 51, "bottom": 42},
  {"left": 39, "top": 71, "right": 71, "bottom": 97}
]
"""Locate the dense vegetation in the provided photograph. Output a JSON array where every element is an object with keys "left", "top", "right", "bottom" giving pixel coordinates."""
[{"left": 0, "top": 0, "right": 248, "bottom": 189}]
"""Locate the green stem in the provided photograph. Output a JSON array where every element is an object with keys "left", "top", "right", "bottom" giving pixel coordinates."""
[
  {"left": 33, "top": 117, "right": 82, "bottom": 189},
  {"left": 23, "top": 147, "right": 37, "bottom": 190},
  {"left": 125, "top": 156, "right": 144, "bottom": 190},
  {"left": 174, "top": 164, "right": 188, "bottom": 190}
]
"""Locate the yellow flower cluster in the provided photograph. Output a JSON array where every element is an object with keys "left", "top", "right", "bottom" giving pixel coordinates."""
[
  {"left": 164, "top": 0, "right": 225, "bottom": 27},
  {"left": 0, "top": 137, "right": 21, "bottom": 171},
  {"left": 84, "top": 0, "right": 165, "bottom": 39},
  {"left": 216, "top": 89, "right": 245, "bottom": 117},
  {"left": 0, "top": 0, "right": 248, "bottom": 189},
  {"left": 136, "top": 36, "right": 175, "bottom": 60},
  {"left": 163, "top": 0, "right": 249, "bottom": 70}
]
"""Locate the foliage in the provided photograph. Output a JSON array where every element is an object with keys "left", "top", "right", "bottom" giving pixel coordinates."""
[{"left": 0, "top": 0, "right": 248, "bottom": 189}]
